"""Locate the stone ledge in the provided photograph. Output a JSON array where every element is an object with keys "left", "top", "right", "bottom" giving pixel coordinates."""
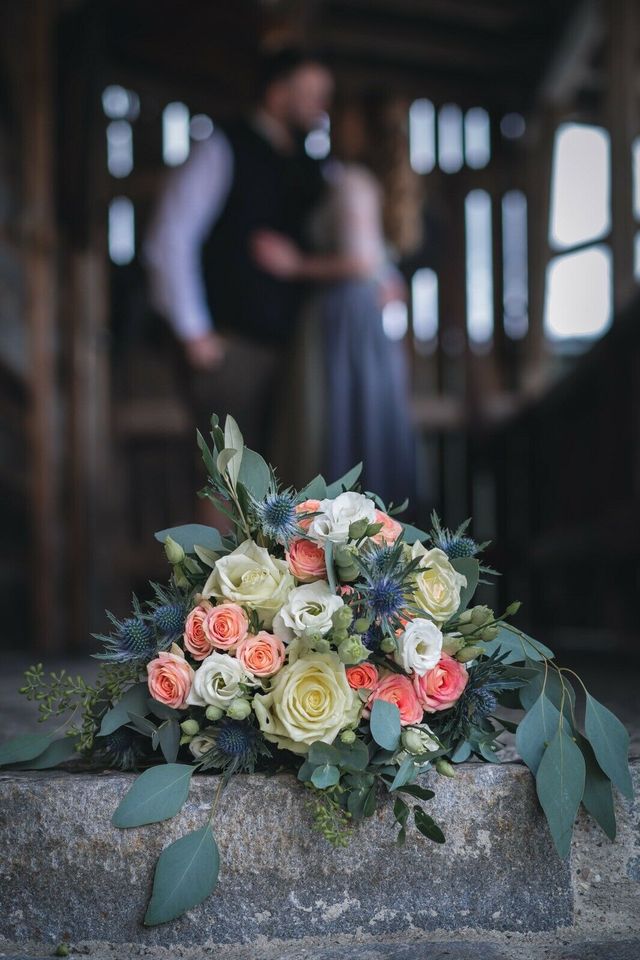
[{"left": 0, "top": 763, "right": 638, "bottom": 950}]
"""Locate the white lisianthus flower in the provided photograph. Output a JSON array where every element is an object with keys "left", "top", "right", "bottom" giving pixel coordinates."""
[
  {"left": 202, "top": 539, "right": 294, "bottom": 628},
  {"left": 188, "top": 728, "right": 217, "bottom": 759},
  {"left": 308, "top": 491, "right": 377, "bottom": 544},
  {"left": 401, "top": 724, "right": 441, "bottom": 756},
  {"left": 187, "top": 652, "right": 254, "bottom": 709},
  {"left": 394, "top": 618, "right": 443, "bottom": 676},
  {"left": 253, "top": 650, "right": 360, "bottom": 754},
  {"left": 273, "top": 581, "right": 344, "bottom": 642},
  {"left": 411, "top": 544, "right": 467, "bottom": 624}
]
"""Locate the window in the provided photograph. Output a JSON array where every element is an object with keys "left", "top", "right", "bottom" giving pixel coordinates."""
[
  {"left": 544, "top": 246, "right": 612, "bottom": 341},
  {"left": 502, "top": 190, "right": 528, "bottom": 339},
  {"left": 465, "top": 189, "right": 493, "bottom": 346},
  {"left": 409, "top": 99, "right": 436, "bottom": 174},
  {"left": 162, "top": 102, "right": 190, "bottom": 166},
  {"left": 412, "top": 268, "right": 438, "bottom": 352},
  {"left": 108, "top": 197, "right": 135, "bottom": 265},
  {"left": 464, "top": 108, "right": 490, "bottom": 169},
  {"left": 438, "top": 104, "right": 463, "bottom": 173}
]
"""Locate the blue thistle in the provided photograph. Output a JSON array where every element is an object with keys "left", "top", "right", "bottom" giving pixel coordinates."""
[
  {"left": 362, "top": 623, "right": 384, "bottom": 651},
  {"left": 94, "top": 727, "right": 146, "bottom": 770},
  {"left": 366, "top": 543, "right": 395, "bottom": 574},
  {"left": 253, "top": 491, "right": 298, "bottom": 544},
  {"left": 463, "top": 686, "right": 498, "bottom": 723},
  {"left": 367, "top": 576, "right": 407, "bottom": 620},
  {"left": 429, "top": 511, "right": 484, "bottom": 560},
  {"left": 152, "top": 603, "right": 185, "bottom": 637},
  {"left": 145, "top": 581, "right": 189, "bottom": 646},
  {"left": 93, "top": 595, "right": 157, "bottom": 663},
  {"left": 198, "top": 719, "right": 269, "bottom": 777},
  {"left": 354, "top": 539, "right": 422, "bottom": 634}
]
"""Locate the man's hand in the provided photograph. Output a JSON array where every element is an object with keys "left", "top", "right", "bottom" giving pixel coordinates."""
[
  {"left": 251, "top": 229, "right": 303, "bottom": 280},
  {"left": 184, "top": 332, "right": 226, "bottom": 370}
]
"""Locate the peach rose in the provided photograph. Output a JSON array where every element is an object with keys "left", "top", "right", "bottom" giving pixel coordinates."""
[
  {"left": 203, "top": 603, "right": 249, "bottom": 653},
  {"left": 183, "top": 602, "right": 215, "bottom": 660},
  {"left": 236, "top": 631, "right": 286, "bottom": 678},
  {"left": 372, "top": 509, "right": 403, "bottom": 545},
  {"left": 368, "top": 672, "right": 423, "bottom": 726},
  {"left": 147, "top": 651, "right": 194, "bottom": 709},
  {"left": 295, "top": 499, "right": 321, "bottom": 533},
  {"left": 413, "top": 654, "right": 468, "bottom": 713},
  {"left": 286, "top": 537, "right": 327, "bottom": 582},
  {"left": 346, "top": 662, "right": 379, "bottom": 691}
]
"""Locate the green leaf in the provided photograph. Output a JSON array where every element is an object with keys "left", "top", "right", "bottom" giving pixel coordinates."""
[
  {"left": 536, "top": 726, "right": 585, "bottom": 858},
  {"left": 326, "top": 463, "right": 362, "bottom": 498},
  {"left": 450, "top": 558, "right": 480, "bottom": 618},
  {"left": 98, "top": 683, "right": 150, "bottom": 737},
  {"left": 393, "top": 796, "right": 410, "bottom": 845},
  {"left": 298, "top": 474, "right": 327, "bottom": 501},
  {"left": 584, "top": 693, "right": 633, "bottom": 799},
  {"left": 333, "top": 739, "right": 369, "bottom": 771},
  {"left": 515, "top": 693, "right": 562, "bottom": 775},
  {"left": 0, "top": 733, "right": 52, "bottom": 767},
  {"left": 297, "top": 760, "right": 316, "bottom": 782},
  {"left": 144, "top": 825, "right": 220, "bottom": 926},
  {"left": 308, "top": 742, "right": 340, "bottom": 766},
  {"left": 128, "top": 713, "right": 157, "bottom": 737},
  {"left": 217, "top": 448, "right": 239, "bottom": 480},
  {"left": 238, "top": 448, "right": 271, "bottom": 500},
  {"left": 370, "top": 699, "right": 401, "bottom": 751},
  {"left": 401, "top": 522, "right": 429, "bottom": 545},
  {"left": 450, "top": 740, "right": 472, "bottom": 763},
  {"left": 519, "top": 665, "right": 575, "bottom": 721},
  {"left": 310, "top": 763, "right": 340, "bottom": 788},
  {"left": 193, "top": 544, "right": 220, "bottom": 567},
  {"left": 483, "top": 626, "right": 555, "bottom": 665},
  {"left": 158, "top": 720, "right": 180, "bottom": 764},
  {"left": 224, "top": 415, "right": 244, "bottom": 486},
  {"left": 362, "top": 784, "right": 377, "bottom": 817},
  {"left": 112, "top": 763, "right": 194, "bottom": 828},
  {"left": 154, "top": 524, "right": 224, "bottom": 555},
  {"left": 389, "top": 755, "right": 416, "bottom": 791},
  {"left": 577, "top": 733, "right": 616, "bottom": 841},
  {"left": 414, "top": 806, "right": 445, "bottom": 843},
  {"left": 395, "top": 783, "right": 435, "bottom": 802},
  {"left": 196, "top": 429, "right": 217, "bottom": 479},
  {"left": 147, "top": 699, "right": 181, "bottom": 721},
  {"left": 324, "top": 541, "right": 337, "bottom": 593},
  {"left": 12, "top": 736, "right": 79, "bottom": 770}
]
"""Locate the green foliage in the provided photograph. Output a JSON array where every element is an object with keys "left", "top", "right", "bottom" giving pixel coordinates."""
[
  {"left": 12, "top": 736, "right": 80, "bottom": 770},
  {"left": 112, "top": 764, "right": 194, "bottom": 828},
  {"left": 311, "top": 763, "right": 340, "bottom": 788},
  {"left": 482, "top": 625, "right": 555, "bottom": 664},
  {"left": 515, "top": 693, "right": 562, "bottom": 775},
  {"left": 449, "top": 558, "right": 480, "bottom": 619},
  {"left": 0, "top": 733, "right": 53, "bottom": 767},
  {"left": 99, "top": 682, "right": 150, "bottom": 736},
  {"left": 154, "top": 524, "right": 225, "bottom": 555},
  {"left": 144, "top": 825, "right": 220, "bottom": 926},
  {"left": 307, "top": 787, "right": 352, "bottom": 847},
  {"left": 414, "top": 805, "right": 446, "bottom": 843},
  {"left": 400, "top": 522, "right": 429, "bottom": 544},
  {"left": 584, "top": 693, "right": 633, "bottom": 799},
  {"left": 325, "top": 463, "right": 362, "bottom": 498},
  {"left": 370, "top": 699, "right": 401, "bottom": 751},
  {"left": 535, "top": 725, "right": 585, "bottom": 858},
  {"left": 577, "top": 734, "right": 616, "bottom": 841},
  {"left": 298, "top": 474, "right": 328, "bottom": 501}
]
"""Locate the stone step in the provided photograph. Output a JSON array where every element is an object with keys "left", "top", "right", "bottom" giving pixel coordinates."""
[{"left": 0, "top": 763, "right": 638, "bottom": 958}]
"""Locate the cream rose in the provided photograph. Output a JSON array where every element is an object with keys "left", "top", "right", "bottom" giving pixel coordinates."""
[
  {"left": 253, "top": 650, "right": 360, "bottom": 754},
  {"left": 202, "top": 539, "right": 294, "bottom": 628},
  {"left": 394, "top": 617, "right": 443, "bottom": 676},
  {"left": 307, "top": 492, "right": 377, "bottom": 545},
  {"left": 273, "top": 580, "right": 344, "bottom": 642},
  {"left": 411, "top": 544, "right": 467, "bottom": 624},
  {"left": 187, "top": 651, "right": 254, "bottom": 709}
]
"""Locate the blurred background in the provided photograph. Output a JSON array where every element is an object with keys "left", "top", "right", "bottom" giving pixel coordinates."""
[{"left": 1, "top": 0, "right": 639, "bottom": 694}]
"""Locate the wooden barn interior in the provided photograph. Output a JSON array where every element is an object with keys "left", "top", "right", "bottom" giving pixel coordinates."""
[{"left": 1, "top": 0, "right": 639, "bottom": 681}]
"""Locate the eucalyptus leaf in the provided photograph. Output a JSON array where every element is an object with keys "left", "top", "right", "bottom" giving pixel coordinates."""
[
  {"left": 519, "top": 665, "right": 574, "bottom": 719},
  {"left": 144, "top": 825, "right": 220, "bottom": 926},
  {"left": 450, "top": 558, "right": 480, "bottom": 619},
  {"left": 0, "top": 733, "right": 53, "bottom": 767},
  {"left": 370, "top": 699, "right": 401, "bottom": 751},
  {"left": 389, "top": 754, "right": 416, "bottom": 790},
  {"left": 325, "top": 463, "right": 362, "bottom": 498},
  {"left": 401, "top": 522, "right": 429, "bottom": 545},
  {"left": 224, "top": 415, "right": 244, "bottom": 487},
  {"left": 154, "top": 524, "right": 224, "bottom": 555},
  {"left": 324, "top": 541, "right": 337, "bottom": 593},
  {"left": 515, "top": 693, "right": 562, "bottom": 775},
  {"left": 196, "top": 429, "right": 217, "bottom": 479},
  {"left": 362, "top": 784, "right": 377, "bottom": 817},
  {"left": 297, "top": 760, "right": 316, "bottom": 782},
  {"left": 112, "top": 763, "right": 194, "bottom": 828},
  {"left": 238, "top": 448, "right": 271, "bottom": 500},
  {"left": 127, "top": 713, "right": 157, "bottom": 737},
  {"left": 99, "top": 683, "right": 150, "bottom": 737},
  {"left": 298, "top": 474, "right": 327, "bottom": 501},
  {"left": 158, "top": 719, "right": 181, "bottom": 764},
  {"left": 584, "top": 693, "right": 633, "bottom": 799},
  {"left": 308, "top": 742, "right": 340, "bottom": 766},
  {"left": 310, "top": 763, "right": 340, "bottom": 789},
  {"left": 217, "top": 448, "right": 239, "bottom": 480},
  {"left": 450, "top": 740, "right": 472, "bottom": 764},
  {"left": 147, "top": 699, "right": 182, "bottom": 721},
  {"left": 483, "top": 626, "right": 555, "bottom": 666},
  {"left": 414, "top": 806, "right": 445, "bottom": 843},
  {"left": 333, "top": 739, "right": 369, "bottom": 771},
  {"left": 395, "top": 783, "right": 435, "bottom": 802},
  {"left": 12, "top": 736, "right": 78, "bottom": 769},
  {"left": 193, "top": 544, "right": 220, "bottom": 567},
  {"left": 536, "top": 726, "right": 585, "bottom": 858},
  {"left": 393, "top": 796, "right": 410, "bottom": 845},
  {"left": 577, "top": 733, "right": 617, "bottom": 841}
]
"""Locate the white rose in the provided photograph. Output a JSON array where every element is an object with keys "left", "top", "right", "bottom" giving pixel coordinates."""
[
  {"left": 394, "top": 618, "right": 443, "bottom": 676},
  {"left": 189, "top": 728, "right": 217, "bottom": 759},
  {"left": 202, "top": 539, "right": 294, "bottom": 628},
  {"left": 411, "top": 545, "right": 467, "bottom": 624},
  {"left": 308, "top": 492, "right": 377, "bottom": 544},
  {"left": 273, "top": 581, "right": 344, "bottom": 642},
  {"left": 253, "top": 650, "right": 360, "bottom": 754},
  {"left": 187, "top": 652, "right": 253, "bottom": 708}
]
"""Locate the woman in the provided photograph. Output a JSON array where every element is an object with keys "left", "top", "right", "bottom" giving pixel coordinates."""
[{"left": 252, "top": 101, "right": 420, "bottom": 507}]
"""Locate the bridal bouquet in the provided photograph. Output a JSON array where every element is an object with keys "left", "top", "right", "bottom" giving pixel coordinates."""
[{"left": 3, "top": 415, "right": 632, "bottom": 926}]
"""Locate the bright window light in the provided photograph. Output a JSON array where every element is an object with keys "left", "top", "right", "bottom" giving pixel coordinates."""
[
  {"left": 438, "top": 104, "right": 463, "bottom": 174},
  {"left": 190, "top": 114, "right": 214, "bottom": 141},
  {"left": 633, "top": 137, "right": 640, "bottom": 222},
  {"left": 382, "top": 300, "right": 408, "bottom": 341},
  {"left": 465, "top": 189, "right": 493, "bottom": 345},
  {"left": 108, "top": 197, "right": 135, "bottom": 265},
  {"left": 106, "top": 120, "right": 133, "bottom": 178},
  {"left": 464, "top": 108, "right": 490, "bottom": 169},
  {"left": 549, "top": 123, "right": 610, "bottom": 250},
  {"left": 409, "top": 99, "right": 436, "bottom": 174},
  {"left": 502, "top": 190, "right": 528, "bottom": 339},
  {"left": 102, "top": 85, "right": 139, "bottom": 120},
  {"left": 544, "top": 245, "right": 612, "bottom": 340},
  {"left": 411, "top": 268, "right": 438, "bottom": 349},
  {"left": 634, "top": 231, "right": 640, "bottom": 281},
  {"left": 163, "top": 102, "right": 190, "bottom": 166}
]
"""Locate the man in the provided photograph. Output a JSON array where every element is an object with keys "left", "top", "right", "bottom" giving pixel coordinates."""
[{"left": 144, "top": 49, "right": 333, "bottom": 453}]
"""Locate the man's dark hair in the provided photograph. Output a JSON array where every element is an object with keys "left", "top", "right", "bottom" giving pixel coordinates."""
[{"left": 257, "top": 47, "right": 328, "bottom": 98}]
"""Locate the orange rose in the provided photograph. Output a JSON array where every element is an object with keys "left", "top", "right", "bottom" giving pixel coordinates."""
[
  {"left": 183, "top": 602, "right": 215, "bottom": 660},
  {"left": 346, "top": 662, "right": 379, "bottom": 691},
  {"left": 286, "top": 537, "right": 327, "bottom": 582},
  {"left": 147, "top": 651, "right": 194, "bottom": 709},
  {"left": 295, "top": 499, "right": 321, "bottom": 533},
  {"left": 367, "top": 672, "right": 423, "bottom": 726},
  {"left": 203, "top": 603, "right": 249, "bottom": 653},
  {"left": 413, "top": 654, "right": 468, "bottom": 713},
  {"left": 373, "top": 509, "right": 403, "bottom": 545},
  {"left": 236, "top": 631, "right": 286, "bottom": 678}
]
